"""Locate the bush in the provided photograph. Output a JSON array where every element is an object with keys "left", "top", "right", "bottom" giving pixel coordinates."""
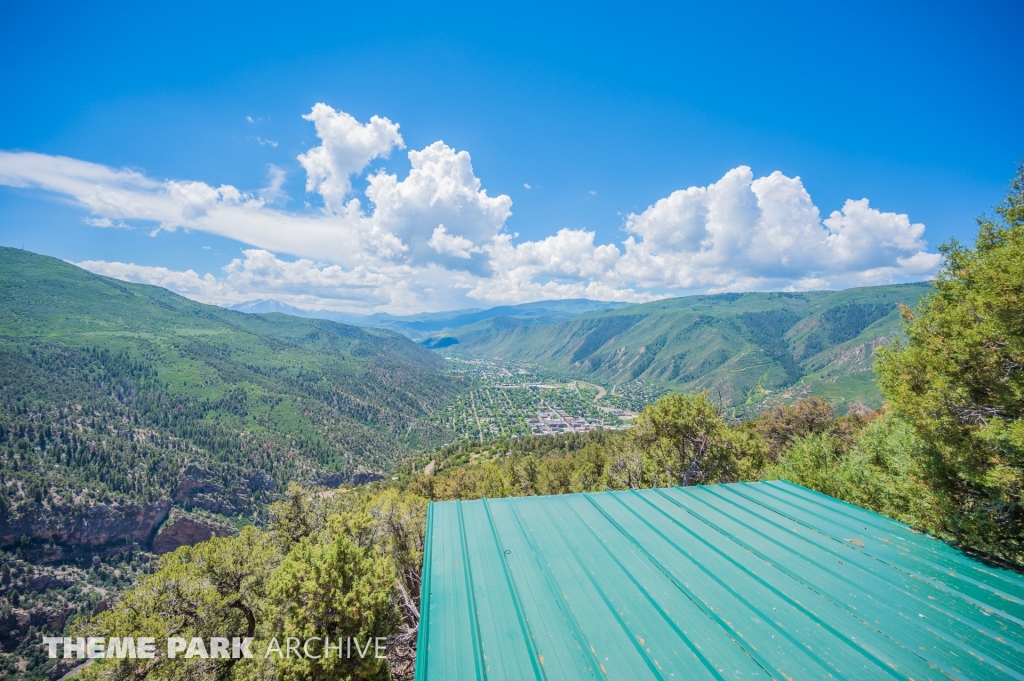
[{"left": 766, "top": 415, "right": 940, "bottom": 532}]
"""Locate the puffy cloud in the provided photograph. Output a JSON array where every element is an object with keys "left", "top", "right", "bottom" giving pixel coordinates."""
[
  {"left": 297, "top": 103, "right": 403, "bottom": 211},
  {"left": 616, "top": 166, "right": 938, "bottom": 292},
  {"left": 76, "top": 249, "right": 494, "bottom": 314},
  {"left": 221, "top": 249, "right": 391, "bottom": 304},
  {"left": 429, "top": 225, "right": 478, "bottom": 259},
  {"left": 0, "top": 105, "right": 941, "bottom": 314},
  {"left": 366, "top": 141, "right": 512, "bottom": 264},
  {"left": 165, "top": 180, "right": 241, "bottom": 221},
  {"left": 822, "top": 198, "right": 935, "bottom": 270},
  {"left": 78, "top": 250, "right": 395, "bottom": 309},
  {"left": 472, "top": 230, "right": 652, "bottom": 304},
  {"left": 488, "top": 229, "right": 620, "bottom": 281}
]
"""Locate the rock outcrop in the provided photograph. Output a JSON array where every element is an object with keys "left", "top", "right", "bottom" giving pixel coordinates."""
[
  {"left": 172, "top": 464, "right": 265, "bottom": 516},
  {"left": 173, "top": 464, "right": 223, "bottom": 503},
  {"left": 22, "top": 568, "right": 77, "bottom": 593},
  {"left": 0, "top": 604, "right": 74, "bottom": 652},
  {"left": 351, "top": 470, "right": 385, "bottom": 485},
  {"left": 246, "top": 469, "right": 274, "bottom": 491},
  {"left": 320, "top": 472, "right": 347, "bottom": 488},
  {"left": 92, "top": 597, "right": 110, "bottom": 616},
  {"left": 152, "top": 516, "right": 233, "bottom": 555},
  {"left": 0, "top": 500, "right": 171, "bottom": 562}
]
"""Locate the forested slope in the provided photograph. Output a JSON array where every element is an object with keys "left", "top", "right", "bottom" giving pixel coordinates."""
[
  {"left": 0, "top": 247, "right": 461, "bottom": 554},
  {"left": 444, "top": 283, "right": 931, "bottom": 413}
]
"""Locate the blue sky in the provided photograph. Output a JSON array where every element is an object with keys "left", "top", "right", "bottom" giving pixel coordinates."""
[{"left": 1, "top": 0, "right": 1021, "bottom": 313}]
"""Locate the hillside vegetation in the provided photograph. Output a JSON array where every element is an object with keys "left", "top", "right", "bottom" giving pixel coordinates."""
[
  {"left": 0, "top": 248, "right": 468, "bottom": 675},
  {"left": 0, "top": 248, "right": 461, "bottom": 548},
  {"left": 440, "top": 283, "right": 930, "bottom": 414}
]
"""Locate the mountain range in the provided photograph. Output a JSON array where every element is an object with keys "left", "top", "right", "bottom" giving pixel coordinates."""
[
  {"left": 230, "top": 282, "right": 931, "bottom": 416},
  {"left": 420, "top": 284, "right": 932, "bottom": 415},
  {"left": 227, "top": 298, "right": 630, "bottom": 340}
]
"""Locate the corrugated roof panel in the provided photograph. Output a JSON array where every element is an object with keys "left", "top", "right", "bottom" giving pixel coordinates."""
[{"left": 415, "top": 481, "right": 1024, "bottom": 680}]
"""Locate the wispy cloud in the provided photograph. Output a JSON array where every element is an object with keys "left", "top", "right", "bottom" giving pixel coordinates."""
[
  {"left": 297, "top": 103, "right": 403, "bottom": 211},
  {"left": 82, "top": 216, "right": 132, "bottom": 229},
  {"left": 258, "top": 164, "right": 288, "bottom": 204}
]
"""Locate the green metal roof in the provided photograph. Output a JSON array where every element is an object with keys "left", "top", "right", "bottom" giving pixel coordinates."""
[{"left": 414, "top": 480, "right": 1024, "bottom": 681}]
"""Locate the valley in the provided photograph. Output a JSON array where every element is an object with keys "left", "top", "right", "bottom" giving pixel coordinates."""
[
  {"left": 421, "top": 284, "right": 930, "bottom": 416},
  {"left": 428, "top": 358, "right": 633, "bottom": 441}
]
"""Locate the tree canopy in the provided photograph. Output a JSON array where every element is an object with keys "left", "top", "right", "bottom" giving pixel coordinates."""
[
  {"left": 76, "top": 489, "right": 404, "bottom": 681},
  {"left": 877, "top": 161, "right": 1024, "bottom": 563}
]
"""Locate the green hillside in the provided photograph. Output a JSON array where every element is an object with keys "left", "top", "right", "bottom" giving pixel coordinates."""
[
  {"left": 0, "top": 247, "right": 461, "bottom": 514},
  {"left": 441, "top": 283, "right": 932, "bottom": 414},
  {"left": 0, "top": 247, "right": 468, "bottom": 668}
]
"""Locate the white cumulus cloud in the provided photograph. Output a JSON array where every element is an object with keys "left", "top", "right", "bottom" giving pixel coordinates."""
[
  {"left": 366, "top": 140, "right": 512, "bottom": 265},
  {"left": 76, "top": 260, "right": 237, "bottom": 303},
  {"left": 76, "top": 249, "right": 482, "bottom": 313},
  {"left": 297, "top": 103, "right": 403, "bottom": 212},
  {"left": 0, "top": 105, "right": 941, "bottom": 314},
  {"left": 429, "top": 225, "right": 478, "bottom": 259},
  {"left": 615, "top": 166, "right": 940, "bottom": 292}
]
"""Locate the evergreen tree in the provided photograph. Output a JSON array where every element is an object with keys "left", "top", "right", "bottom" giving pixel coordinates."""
[
  {"left": 629, "top": 391, "right": 764, "bottom": 485},
  {"left": 877, "top": 161, "right": 1024, "bottom": 563}
]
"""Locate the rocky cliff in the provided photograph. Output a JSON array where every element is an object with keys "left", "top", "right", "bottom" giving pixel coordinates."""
[
  {"left": 0, "top": 499, "right": 171, "bottom": 562},
  {"left": 172, "top": 464, "right": 274, "bottom": 515},
  {"left": 152, "top": 515, "right": 233, "bottom": 554}
]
